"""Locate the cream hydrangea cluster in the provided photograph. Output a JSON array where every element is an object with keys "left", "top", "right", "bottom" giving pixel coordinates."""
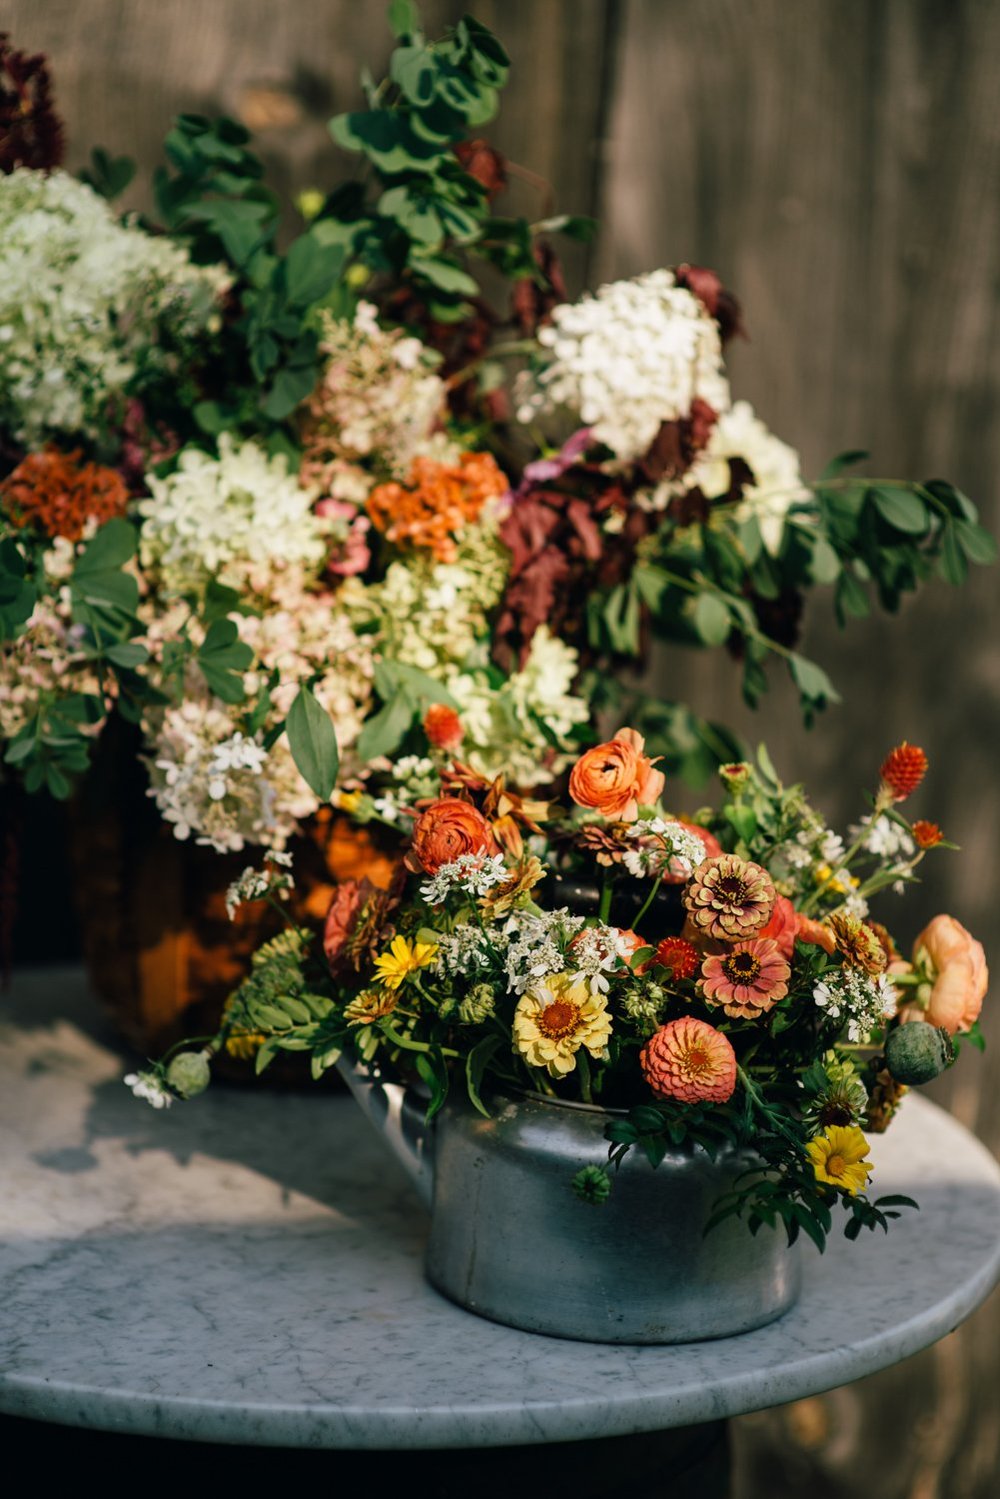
[
  {"left": 299, "top": 301, "right": 446, "bottom": 502},
  {"left": 0, "top": 169, "right": 229, "bottom": 444},
  {"left": 446, "top": 625, "right": 590, "bottom": 786},
  {"left": 676, "top": 400, "right": 811, "bottom": 552},
  {"left": 516, "top": 269, "right": 730, "bottom": 461},
  {"left": 138, "top": 436, "right": 326, "bottom": 596}
]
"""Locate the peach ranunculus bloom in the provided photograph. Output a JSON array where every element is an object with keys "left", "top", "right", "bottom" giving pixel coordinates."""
[
  {"left": 900, "top": 915, "right": 988, "bottom": 1035},
  {"left": 405, "top": 796, "right": 500, "bottom": 875},
  {"left": 568, "top": 727, "right": 665, "bottom": 822}
]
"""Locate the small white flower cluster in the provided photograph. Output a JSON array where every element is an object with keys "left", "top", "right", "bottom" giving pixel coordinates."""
[
  {"left": 0, "top": 169, "right": 229, "bottom": 444},
  {"left": 672, "top": 401, "right": 811, "bottom": 554},
  {"left": 853, "top": 813, "right": 915, "bottom": 862},
  {"left": 769, "top": 811, "right": 844, "bottom": 882},
  {"left": 566, "top": 924, "right": 632, "bottom": 995},
  {"left": 225, "top": 851, "right": 294, "bottom": 920},
  {"left": 144, "top": 700, "right": 293, "bottom": 853},
  {"left": 503, "top": 909, "right": 585, "bottom": 994},
  {"left": 813, "top": 968, "right": 897, "bottom": 1043},
  {"left": 123, "top": 1070, "right": 173, "bottom": 1110},
  {"left": 433, "top": 924, "right": 497, "bottom": 978},
  {"left": 138, "top": 436, "right": 326, "bottom": 597},
  {"left": 516, "top": 269, "right": 730, "bottom": 462},
  {"left": 420, "top": 853, "right": 509, "bottom": 905},
  {"left": 622, "top": 819, "right": 707, "bottom": 880}
]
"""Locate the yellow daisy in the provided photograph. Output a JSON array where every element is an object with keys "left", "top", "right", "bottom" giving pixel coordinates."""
[
  {"left": 513, "top": 973, "right": 612, "bottom": 1078},
  {"left": 372, "top": 934, "right": 438, "bottom": 991},
  {"left": 806, "top": 1124, "right": 874, "bottom": 1196}
]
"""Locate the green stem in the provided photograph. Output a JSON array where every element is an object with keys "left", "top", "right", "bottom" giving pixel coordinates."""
[
  {"left": 576, "top": 1048, "right": 593, "bottom": 1104},
  {"left": 380, "top": 1021, "right": 459, "bottom": 1059},
  {"left": 598, "top": 878, "right": 613, "bottom": 923},
  {"left": 631, "top": 871, "right": 665, "bottom": 933}
]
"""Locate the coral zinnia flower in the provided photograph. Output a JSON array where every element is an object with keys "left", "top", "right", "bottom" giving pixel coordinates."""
[
  {"left": 513, "top": 974, "right": 612, "bottom": 1077},
  {"left": 640, "top": 1016, "right": 737, "bottom": 1104},
  {"left": 683, "top": 854, "right": 775, "bottom": 941},
  {"left": 699, "top": 939, "right": 790, "bottom": 1019},
  {"left": 879, "top": 742, "right": 928, "bottom": 802},
  {"left": 372, "top": 935, "right": 438, "bottom": 991},
  {"left": 806, "top": 1125, "right": 874, "bottom": 1195},
  {"left": 654, "top": 936, "right": 699, "bottom": 980}
]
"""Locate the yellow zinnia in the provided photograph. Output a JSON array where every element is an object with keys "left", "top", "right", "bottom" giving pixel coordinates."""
[
  {"left": 372, "top": 935, "right": 438, "bottom": 991},
  {"left": 806, "top": 1124, "right": 874, "bottom": 1196},
  {"left": 513, "top": 973, "right": 612, "bottom": 1078}
]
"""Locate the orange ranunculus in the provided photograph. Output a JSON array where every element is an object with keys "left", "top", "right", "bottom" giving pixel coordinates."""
[
  {"left": 568, "top": 727, "right": 664, "bottom": 822},
  {"left": 758, "top": 895, "right": 798, "bottom": 960},
  {"left": 795, "top": 912, "right": 837, "bottom": 955},
  {"left": 902, "top": 915, "right": 988, "bottom": 1035},
  {"left": 405, "top": 797, "right": 499, "bottom": 875}
]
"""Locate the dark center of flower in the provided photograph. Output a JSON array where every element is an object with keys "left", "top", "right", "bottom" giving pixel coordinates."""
[
  {"left": 819, "top": 1101, "right": 854, "bottom": 1127},
  {"left": 723, "top": 951, "right": 761, "bottom": 982},
  {"left": 539, "top": 1000, "right": 581, "bottom": 1039},
  {"left": 716, "top": 876, "right": 747, "bottom": 903}
]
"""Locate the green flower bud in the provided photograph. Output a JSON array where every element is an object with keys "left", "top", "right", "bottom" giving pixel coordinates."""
[
  {"left": 885, "top": 1022, "right": 954, "bottom": 1086},
  {"left": 572, "top": 1164, "right": 612, "bottom": 1205},
  {"left": 719, "top": 762, "right": 751, "bottom": 790},
  {"left": 166, "top": 1050, "right": 212, "bottom": 1099},
  {"left": 458, "top": 983, "right": 496, "bottom": 1025}
]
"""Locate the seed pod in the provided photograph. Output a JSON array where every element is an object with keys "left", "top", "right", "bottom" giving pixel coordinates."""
[
  {"left": 884, "top": 1022, "right": 954, "bottom": 1085},
  {"left": 166, "top": 1050, "right": 212, "bottom": 1099}
]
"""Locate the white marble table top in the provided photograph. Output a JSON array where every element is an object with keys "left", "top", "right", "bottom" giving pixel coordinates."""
[{"left": 2, "top": 966, "right": 999, "bottom": 1450}]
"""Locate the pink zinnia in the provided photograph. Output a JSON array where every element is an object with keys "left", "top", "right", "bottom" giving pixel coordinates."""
[
  {"left": 700, "top": 938, "right": 790, "bottom": 1020},
  {"left": 640, "top": 1016, "right": 737, "bottom": 1104}
]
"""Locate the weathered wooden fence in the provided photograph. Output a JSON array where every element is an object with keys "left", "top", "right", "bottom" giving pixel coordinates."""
[{"left": 6, "top": 1, "right": 999, "bottom": 1493}]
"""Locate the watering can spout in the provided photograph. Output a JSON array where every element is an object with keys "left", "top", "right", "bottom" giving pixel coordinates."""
[{"left": 336, "top": 1056, "right": 434, "bottom": 1208}]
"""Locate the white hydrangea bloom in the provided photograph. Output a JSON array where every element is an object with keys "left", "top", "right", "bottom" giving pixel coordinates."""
[
  {"left": 813, "top": 969, "right": 896, "bottom": 1043},
  {"left": 516, "top": 269, "right": 730, "bottom": 462},
  {"left": 0, "top": 169, "right": 229, "bottom": 444},
  {"left": 446, "top": 626, "right": 589, "bottom": 786},
  {"left": 682, "top": 400, "right": 811, "bottom": 553},
  {"left": 138, "top": 436, "right": 326, "bottom": 596}
]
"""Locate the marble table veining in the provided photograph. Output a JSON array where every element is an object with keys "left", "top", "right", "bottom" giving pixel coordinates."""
[{"left": 1, "top": 966, "right": 999, "bottom": 1450}]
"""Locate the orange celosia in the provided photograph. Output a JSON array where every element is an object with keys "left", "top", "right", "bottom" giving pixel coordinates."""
[
  {"left": 1, "top": 446, "right": 129, "bottom": 542},
  {"left": 879, "top": 742, "right": 928, "bottom": 802},
  {"left": 366, "top": 451, "right": 508, "bottom": 561}
]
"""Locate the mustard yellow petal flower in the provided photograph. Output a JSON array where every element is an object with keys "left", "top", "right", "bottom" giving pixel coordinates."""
[
  {"left": 806, "top": 1124, "right": 874, "bottom": 1196},
  {"left": 513, "top": 973, "right": 612, "bottom": 1078},
  {"left": 372, "top": 934, "right": 438, "bottom": 991}
]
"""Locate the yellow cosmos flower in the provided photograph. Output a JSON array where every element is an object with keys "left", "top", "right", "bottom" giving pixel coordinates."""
[
  {"left": 372, "top": 935, "right": 438, "bottom": 991},
  {"left": 513, "top": 973, "right": 612, "bottom": 1078},
  {"left": 806, "top": 1124, "right": 874, "bottom": 1195}
]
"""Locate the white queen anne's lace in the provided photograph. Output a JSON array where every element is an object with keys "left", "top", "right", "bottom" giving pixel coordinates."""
[
  {"left": 813, "top": 968, "right": 897, "bottom": 1043},
  {"left": 420, "top": 853, "right": 510, "bottom": 905},
  {"left": 516, "top": 269, "right": 730, "bottom": 462}
]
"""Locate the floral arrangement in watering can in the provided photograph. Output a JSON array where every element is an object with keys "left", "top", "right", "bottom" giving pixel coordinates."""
[{"left": 131, "top": 726, "right": 986, "bottom": 1329}]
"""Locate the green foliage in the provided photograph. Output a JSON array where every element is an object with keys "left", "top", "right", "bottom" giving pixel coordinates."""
[
  {"left": 152, "top": 114, "right": 347, "bottom": 441},
  {"left": 79, "top": 146, "right": 136, "bottom": 201},
  {"left": 356, "top": 657, "right": 457, "bottom": 762},
  {"left": 285, "top": 684, "right": 340, "bottom": 801},
  {"left": 222, "top": 928, "right": 338, "bottom": 1075}
]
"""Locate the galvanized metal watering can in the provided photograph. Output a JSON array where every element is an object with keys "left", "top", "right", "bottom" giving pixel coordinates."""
[{"left": 337, "top": 1058, "right": 802, "bottom": 1343}]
